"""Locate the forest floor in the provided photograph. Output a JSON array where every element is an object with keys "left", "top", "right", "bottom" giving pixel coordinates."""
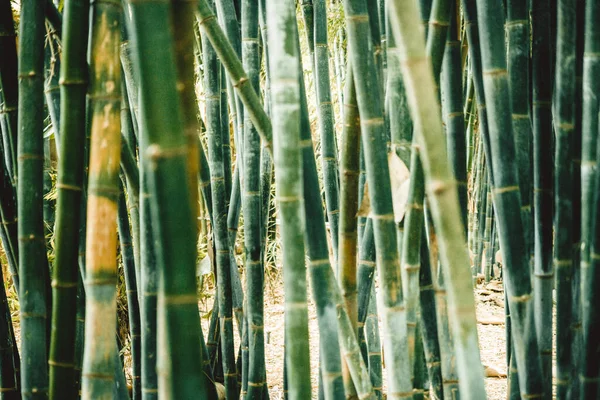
[{"left": 200, "top": 270, "right": 514, "bottom": 400}]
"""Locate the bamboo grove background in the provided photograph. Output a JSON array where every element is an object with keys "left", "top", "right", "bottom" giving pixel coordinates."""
[{"left": 0, "top": 0, "right": 598, "bottom": 399}]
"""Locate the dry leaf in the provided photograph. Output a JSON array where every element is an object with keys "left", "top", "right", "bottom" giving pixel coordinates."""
[
  {"left": 388, "top": 151, "right": 411, "bottom": 223},
  {"left": 483, "top": 364, "right": 507, "bottom": 378}
]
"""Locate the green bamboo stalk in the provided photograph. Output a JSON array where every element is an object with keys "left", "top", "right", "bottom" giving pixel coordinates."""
[
  {"left": 201, "top": 14, "right": 238, "bottom": 398},
  {"left": 298, "top": 53, "right": 370, "bottom": 400},
  {"left": 17, "top": 0, "right": 52, "bottom": 397},
  {"left": 128, "top": 0, "right": 210, "bottom": 397},
  {"left": 266, "top": 2, "right": 310, "bottom": 397},
  {"left": 0, "top": 138, "right": 19, "bottom": 291},
  {"left": 0, "top": 0, "right": 18, "bottom": 184},
  {"left": 579, "top": 0, "right": 600, "bottom": 395},
  {"left": 388, "top": 1, "right": 486, "bottom": 399},
  {"left": 482, "top": 189, "right": 493, "bottom": 282},
  {"left": 400, "top": 143, "right": 424, "bottom": 385},
  {"left": 441, "top": 9, "right": 467, "bottom": 230},
  {"left": 241, "top": 0, "right": 267, "bottom": 396},
  {"left": 364, "top": 285, "right": 382, "bottom": 399},
  {"left": 48, "top": 0, "right": 90, "bottom": 396},
  {"left": 342, "top": 2, "right": 413, "bottom": 398},
  {"left": 473, "top": 0, "right": 545, "bottom": 396},
  {"left": 569, "top": 3, "right": 585, "bottom": 397},
  {"left": 418, "top": 230, "right": 442, "bottom": 400},
  {"left": 117, "top": 183, "right": 141, "bottom": 400},
  {"left": 385, "top": 19, "right": 412, "bottom": 166},
  {"left": 506, "top": 0, "right": 533, "bottom": 261},
  {"left": 314, "top": 0, "right": 340, "bottom": 263},
  {"left": 531, "top": 1, "right": 554, "bottom": 388},
  {"left": 553, "top": 0, "right": 576, "bottom": 396},
  {"left": 172, "top": 0, "right": 202, "bottom": 237},
  {"left": 81, "top": 1, "right": 122, "bottom": 396},
  {"left": 337, "top": 56, "right": 360, "bottom": 399}
]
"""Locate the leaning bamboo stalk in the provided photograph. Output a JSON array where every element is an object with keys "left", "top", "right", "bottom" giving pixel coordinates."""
[
  {"left": 388, "top": 1, "right": 486, "bottom": 399},
  {"left": 49, "top": 0, "right": 90, "bottom": 396},
  {"left": 17, "top": 0, "right": 52, "bottom": 397},
  {"left": 81, "top": 0, "right": 122, "bottom": 396}
]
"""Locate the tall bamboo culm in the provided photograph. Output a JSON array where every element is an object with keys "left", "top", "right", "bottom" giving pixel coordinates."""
[
  {"left": 49, "top": 0, "right": 90, "bottom": 397},
  {"left": 81, "top": 1, "right": 122, "bottom": 397},
  {"left": 267, "top": 1, "right": 311, "bottom": 398},
  {"left": 17, "top": 0, "right": 52, "bottom": 397},
  {"left": 388, "top": 1, "right": 486, "bottom": 399}
]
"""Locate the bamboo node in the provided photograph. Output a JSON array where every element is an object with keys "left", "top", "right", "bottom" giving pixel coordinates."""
[
  {"left": 18, "top": 153, "right": 45, "bottom": 161},
  {"left": 146, "top": 144, "right": 188, "bottom": 161},
  {"left": 362, "top": 117, "right": 384, "bottom": 126},
  {"left": 508, "top": 293, "right": 532, "bottom": 303},
  {"left": 233, "top": 76, "right": 249, "bottom": 89},
  {"left": 164, "top": 294, "right": 198, "bottom": 305},
  {"left": 553, "top": 259, "right": 572, "bottom": 267},
  {"left": 505, "top": 19, "right": 528, "bottom": 27},
  {"left": 347, "top": 14, "right": 369, "bottom": 22},
  {"left": 493, "top": 186, "right": 519, "bottom": 195},
  {"left": 56, "top": 182, "right": 83, "bottom": 192},
  {"left": 483, "top": 69, "right": 508, "bottom": 77},
  {"left": 85, "top": 278, "right": 118, "bottom": 286},
  {"left": 358, "top": 260, "right": 376, "bottom": 267},
  {"left": 371, "top": 213, "right": 394, "bottom": 221},
  {"left": 0, "top": 388, "right": 17, "bottom": 393},
  {"left": 48, "top": 360, "right": 76, "bottom": 368},
  {"left": 309, "top": 258, "right": 330, "bottom": 267},
  {"left": 82, "top": 372, "right": 114, "bottom": 381},
  {"left": 387, "top": 390, "right": 415, "bottom": 398},
  {"left": 51, "top": 280, "right": 78, "bottom": 289},
  {"left": 521, "top": 394, "right": 543, "bottom": 399},
  {"left": 247, "top": 381, "right": 266, "bottom": 387}
]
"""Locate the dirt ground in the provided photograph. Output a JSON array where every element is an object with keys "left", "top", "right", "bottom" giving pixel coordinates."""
[{"left": 202, "top": 272, "right": 513, "bottom": 400}]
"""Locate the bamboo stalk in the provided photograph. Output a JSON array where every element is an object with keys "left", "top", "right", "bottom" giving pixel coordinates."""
[
  {"left": 128, "top": 0, "right": 210, "bottom": 396},
  {"left": 473, "top": 0, "right": 545, "bottom": 396},
  {"left": 17, "top": 0, "right": 52, "bottom": 397},
  {"left": 81, "top": 0, "right": 122, "bottom": 396},
  {"left": 266, "top": 2, "right": 311, "bottom": 398},
  {"left": 342, "top": 1, "right": 412, "bottom": 397},
  {"left": 241, "top": 0, "right": 267, "bottom": 396},
  {"left": 388, "top": 2, "right": 486, "bottom": 398},
  {"left": 553, "top": 0, "right": 576, "bottom": 396},
  {"left": 531, "top": 0, "right": 554, "bottom": 388},
  {"left": 579, "top": 0, "right": 600, "bottom": 395},
  {"left": 49, "top": 0, "right": 90, "bottom": 396}
]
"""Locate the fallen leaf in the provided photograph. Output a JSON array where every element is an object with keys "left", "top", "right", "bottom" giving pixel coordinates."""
[
  {"left": 483, "top": 364, "right": 507, "bottom": 378},
  {"left": 478, "top": 316, "right": 504, "bottom": 325}
]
